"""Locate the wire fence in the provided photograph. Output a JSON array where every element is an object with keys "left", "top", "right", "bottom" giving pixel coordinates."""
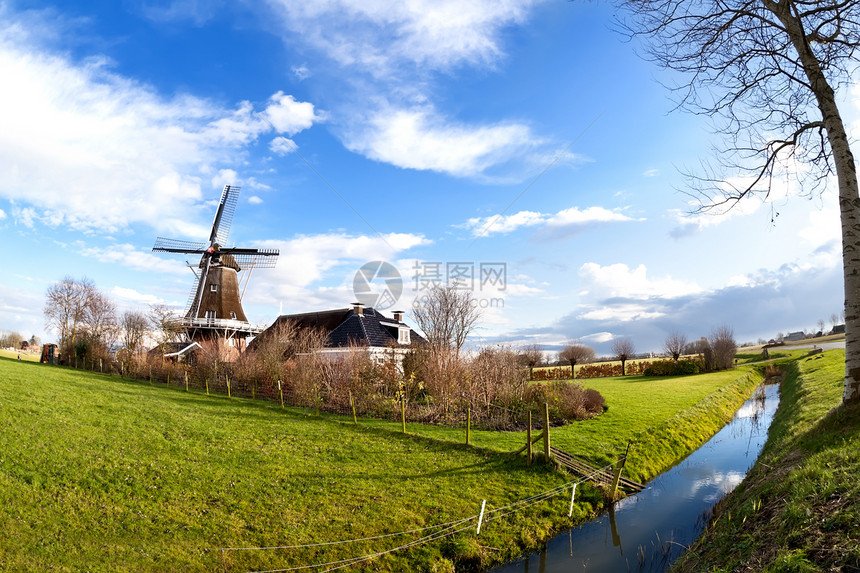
[{"left": 218, "top": 462, "right": 619, "bottom": 573}]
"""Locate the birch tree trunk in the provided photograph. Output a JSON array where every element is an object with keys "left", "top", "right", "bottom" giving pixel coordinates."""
[{"left": 769, "top": 0, "right": 860, "bottom": 402}]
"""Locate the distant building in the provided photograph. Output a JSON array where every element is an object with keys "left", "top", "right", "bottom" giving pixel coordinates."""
[
  {"left": 39, "top": 343, "right": 59, "bottom": 364},
  {"left": 830, "top": 324, "right": 846, "bottom": 335},
  {"left": 785, "top": 331, "right": 806, "bottom": 342}
]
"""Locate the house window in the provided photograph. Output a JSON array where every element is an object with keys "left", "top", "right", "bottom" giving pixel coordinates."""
[
  {"left": 230, "top": 312, "right": 237, "bottom": 319},
  {"left": 398, "top": 327, "right": 410, "bottom": 345},
  {"left": 210, "top": 284, "right": 218, "bottom": 292},
  {"left": 204, "top": 310, "right": 216, "bottom": 319}
]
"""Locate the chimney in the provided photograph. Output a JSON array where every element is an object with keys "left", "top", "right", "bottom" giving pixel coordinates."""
[
  {"left": 393, "top": 310, "right": 404, "bottom": 323},
  {"left": 352, "top": 302, "right": 364, "bottom": 316}
]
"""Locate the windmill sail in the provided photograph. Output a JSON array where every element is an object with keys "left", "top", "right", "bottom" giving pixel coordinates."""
[{"left": 210, "top": 184, "right": 239, "bottom": 246}]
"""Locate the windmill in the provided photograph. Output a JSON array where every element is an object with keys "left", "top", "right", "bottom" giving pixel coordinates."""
[{"left": 152, "top": 185, "right": 279, "bottom": 355}]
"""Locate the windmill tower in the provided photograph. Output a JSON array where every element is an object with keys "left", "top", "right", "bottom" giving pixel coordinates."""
[{"left": 152, "top": 185, "right": 279, "bottom": 358}]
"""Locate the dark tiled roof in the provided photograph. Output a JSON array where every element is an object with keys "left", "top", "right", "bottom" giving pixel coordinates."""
[{"left": 258, "top": 307, "right": 425, "bottom": 349}]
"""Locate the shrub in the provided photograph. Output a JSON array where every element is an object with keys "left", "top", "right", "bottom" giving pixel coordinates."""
[
  {"left": 643, "top": 359, "right": 701, "bottom": 376},
  {"left": 523, "top": 381, "right": 605, "bottom": 424},
  {"left": 583, "top": 388, "right": 606, "bottom": 412}
]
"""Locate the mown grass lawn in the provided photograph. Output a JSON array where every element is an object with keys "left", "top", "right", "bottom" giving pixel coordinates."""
[{"left": 0, "top": 356, "right": 765, "bottom": 572}]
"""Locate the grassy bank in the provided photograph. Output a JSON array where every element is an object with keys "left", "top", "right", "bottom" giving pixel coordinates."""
[
  {"left": 0, "top": 357, "right": 763, "bottom": 572},
  {"left": 673, "top": 349, "right": 859, "bottom": 572}
]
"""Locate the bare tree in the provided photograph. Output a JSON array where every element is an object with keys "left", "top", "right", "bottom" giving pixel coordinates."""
[
  {"left": 831, "top": 313, "right": 840, "bottom": 331},
  {"left": 79, "top": 288, "right": 118, "bottom": 361},
  {"left": 148, "top": 304, "right": 184, "bottom": 362},
  {"left": 0, "top": 330, "right": 23, "bottom": 349},
  {"left": 517, "top": 344, "right": 543, "bottom": 379},
  {"left": 44, "top": 276, "right": 94, "bottom": 357},
  {"left": 558, "top": 343, "right": 596, "bottom": 379},
  {"left": 664, "top": 331, "right": 688, "bottom": 361},
  {"left": 818, "top": 318, "right": 826, "bottom": 334},
  {"left": 611, "top": 337, "right": 636, "bottom": 376},
  {"left": 411, "top": 286, "right": 481, "bottom": 354},
  {"left": 618, "top": 1, "right": 860, "bottom": 403},
  {"left": 118, "top": 310, "right": 150, "bottom": 371},
  {"left": 710, "top": 325, "right": 738, "bottom": 371}
]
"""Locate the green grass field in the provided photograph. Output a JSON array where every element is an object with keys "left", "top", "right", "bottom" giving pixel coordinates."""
[
  {"left": 0, "top": 356, "right": 768, "bottom": 572},
  {"left": 0, "top": 348, "right": 39, "bottom": 362},
  {"left": 673, "top": 349, "right": 859, "bottom": 572}
]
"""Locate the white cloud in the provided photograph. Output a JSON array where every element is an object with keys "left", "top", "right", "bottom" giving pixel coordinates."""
[
  {"left": 466, "top": 210, "right": 545, "bottom": 236},
  {"left": 270, "top": 136, "right": 297, "bottom": 155},
  {"left": 345, "top": 106, "right": 536, "bottom": 177},
  {"left": 465, "top": 206, "right": 640, "bottom": 238},
  {"left": 0, "top": 15, "right": 321, "bottom": 236},
  {"left": 292, "top": 65, "right": 311, "bottom": 80},
  {"left": 245, "top": 231, "right": 431, "bottom": 306},
  {"left": 110, "top": 286, "right": 168, "bottom": 308},
  {"left": 798, "top": 204, "right": 841, "bottom": 251},
  {"left": 212, "top": 169, "right": 239, "bottom": 190},
  {"left": 580, "top": 331, "right": 613, "bottom": 344},
  {"left": 80, "top": 244, "right": 188, "bottom": 275},
  {"left": 0, "top": 208, "right": 6, "bottom": 219},
  {"left": 262, "top": 1, "right": 558, "bottom": 178},
  {"left": 573, "top": 262, "right": 704, "bottom": 322},
  {"left": 266, "top": 0, "right": 540, "bottom": 75},
  {"left": 248, "top": 196, "right": 264, "bottom": 205},
  {"left": 263, "top": 91, "right": 323, "bottom": 134},
  {"left": 578, "top": 262, "right": 703, "bottom": 301}
]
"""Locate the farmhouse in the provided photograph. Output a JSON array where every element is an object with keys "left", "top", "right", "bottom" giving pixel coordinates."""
[{"left": 252, "top": 303, "right": 424, "bottom": 364}]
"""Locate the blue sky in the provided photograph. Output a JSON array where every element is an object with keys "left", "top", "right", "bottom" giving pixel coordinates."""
[{"left": 0, "top": 0, "right": 851, "bottom": 355}]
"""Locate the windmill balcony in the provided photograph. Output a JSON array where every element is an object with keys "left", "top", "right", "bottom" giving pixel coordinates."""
[{"left": 177, "top": 316, "right": 266, "bottom": 335}]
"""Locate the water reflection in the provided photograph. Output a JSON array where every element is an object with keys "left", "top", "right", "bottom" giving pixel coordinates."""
[{"left": 491, "top": 383, "right": 780, "bottom": 573}]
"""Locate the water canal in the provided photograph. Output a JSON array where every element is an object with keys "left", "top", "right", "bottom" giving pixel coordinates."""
[{"left": 490, "top": 382, "right": 780, "bottom": 573}]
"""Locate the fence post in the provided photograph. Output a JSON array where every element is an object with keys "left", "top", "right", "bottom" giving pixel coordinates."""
[
  {"left": 99, "top": 359, "right": 103, "bottom": 373},
  {"left": 167, "top": 371, "right": 170, "bottom": 386},
  {"left": 400, "top": 393, "right": 407, "bottom": 433},
  {"left": 226, "top": 374, "right": 231, "bottom": 399},
  {"left": 543, "top": 402, "right": 551, "bottom": 461},
  {"left": 568, "top": 483, "right": 577, "bottom": 517},
  {"left": 466, "top": 407, "right": 471, "bottom": 445},
  {"left": 610, "top": 444, "right": 631, "bottom": 500},
  {"left": 185, "top": 370, "right": 189, "bottom": 392},
  {"left": 149, "top": 366, "right": 152, "bottom": 385},
  {"left": 527, "top": 411, "right": 533, "bottom": 466},
  {"left": 205, "top": 378, "right": 210, "bottom": 396},
  {"left": 610, "top": 456, "right": 626, "bottom": 500},
  {"left": 252, "top": 378, "right": 256, "bottom": 400},
  {"left": 349, "top": 391, "right": 357, "bottom": 424},
  {"left": 278, "top": 380, "right": 284, "bottom": 409}
]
